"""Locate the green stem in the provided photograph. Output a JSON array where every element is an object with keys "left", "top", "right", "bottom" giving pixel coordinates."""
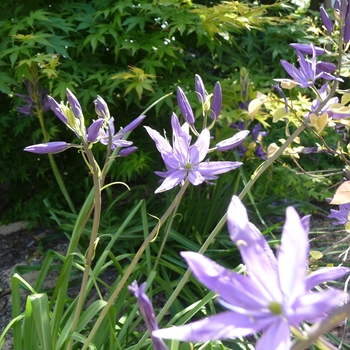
[
  {"left": 81, "top": 180, "right": 190, "bottom": 350},
  {"left": 66, "top": 141, "right": 102, "bottom": 350}
]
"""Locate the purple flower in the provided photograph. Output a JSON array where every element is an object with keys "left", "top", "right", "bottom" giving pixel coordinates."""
[
  {"left": 153, "top": 196, "right": 349, "bottom": 348},
  {"left": 278, "top": 44, "right": 342, "bottom": 88},
  {"left": 210, "top": 82, "right": 222, "bottom": 121},
  {"left": 24, "top": 141, "right": 72, "bottom": 154},
  {"left": 99, "top": 116, "right": 146, "bottom": 151},
  {"left": 48, "top": 96, "right": 68, "bottom": 124},
  {"left": 290, "top": 44, "right": 325, "bottom": 56},
  {"left": 94, "top": 95, "right": 110, "bottom": 120},
  {"left": 128, "top": 282, "right": 168, "bottom": 350},
  {"left": 144, "top": 113, "right": 242, "bottom": 193},
  {"left": 177, "top": 87, "right": 195, "bottom": 125},
  {"left": 16, "top": 80, "right": 50, "bottom": 117},
  {"left": 119, "top": 146, "right": 138, "bottom": 157},
  {"left": 66, "top": 88, "right": 83, "bottom": 119},
  {"left": 87, "top": 119, "right": 104, "bottom": 143},
  {"left": 328, "top": 202, "right": 350, "bottom": 225}
]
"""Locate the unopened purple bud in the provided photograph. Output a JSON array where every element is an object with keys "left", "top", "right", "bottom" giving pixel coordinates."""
[
  {"left": 344, "top": 13, "right": 350, "bottom": 43},
  {"left": 210, "top": 82, "right": 222, "bottom": 121},
  {"left": 48, "top": 96, "right": 68, "bottom": 124},
  {"left": 335, "top": 0, "right": 340, "bottom": 11},
  {"left": 24, "top": 141, "right": 68, "bottom": 154},
  {"left": 87, "top": 119, "right": 104, "bottom": 143},
  {"left": 290, "top": 44, "right": 325, "bottom": 56},
  {"left": 66, "top": 88, "right": 83, "bottom": 118},
  {"left": 94, "top": 95, "right": 110, "bottom": 119},
  {"left": 177, "top": 87, "right": 195, "bottom": 124},
  {"left": 216, "top": 130, "right": 249, "bottom": 152},
  {"left": 195, "top": 74, "right": 206, "bottom": 103},
  {"left": 320, "top": 7, "right": 333, "bottom": 32},
  {"left": 123, "top": 115, "right": 146, "bottom": 133},
  {"left": 316, "top": 61, "right": 337, "bottom": 74},
  {"left": 119, "top": 146, "right": 138, "bottom": 157}
]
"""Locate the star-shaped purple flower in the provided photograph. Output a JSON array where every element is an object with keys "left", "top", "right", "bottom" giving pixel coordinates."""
[
  {"left": 144, "top": 113, "right": 242, "bottom": 193},
  {"left": 153, "top": 196, "right": 349, "bottom": 349}
]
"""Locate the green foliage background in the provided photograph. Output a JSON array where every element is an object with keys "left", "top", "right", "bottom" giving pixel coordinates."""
[{"left": 0, "top": 0, "right": 342, "bottom": 224}]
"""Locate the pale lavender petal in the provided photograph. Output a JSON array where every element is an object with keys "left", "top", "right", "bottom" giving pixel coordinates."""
[
  {"left": 197, "top": 161, "right": 242, "bottom": 176},
  {"left": 216, "top": 130, "right": 249, "bottom": 152},
  {"left": 188, "top": 169, "right": 205, "bottom": 185},
  {"left": 172, "top": 113, "right": 190, "bottom": 165},
  {"left": 24, "top": 141, "right": 69, "bottom": 154},
  {"left": 66, "top": 88, "right": 83, "bottom": 118},
  {"left": 153, "top": 311, "right": 267, "bottom": 341},
  {"left": 144, "top": 126, "right": 173, "bottom": 158},
  {"left": 280, "top": 60, "right": 306, "bottom": 85},
  {"left": 305, "top": 267, "right": 350, "bottom": 290},
  {"left": 87, "top": 119, "right": 104, "bottom": 142},
  {"left": 278, "top": 207, "right": 309, "bottom": 302},
  {"left": 291, "top": 289, "right": 348, "bottom": 322},
  {"left": 227, "top": 197, "right": 280, "bottom": 300},
  {"left": 189, "top": 128, "right": 210, "bottom": 164},
  {"left": 155, "top": 169, "right": 186, "bottom": 193},
  {"left": 195, "top": 74, "right": 206, "bottom": 103},
  {"left": 256, "top": 320, "right": 291, "bottom": 350},
  {"left": 48, "top": 96, "right": 68, "bottom": 124},
  {"left": 181, "top": 252, "right": 270, "bottom": 309}
]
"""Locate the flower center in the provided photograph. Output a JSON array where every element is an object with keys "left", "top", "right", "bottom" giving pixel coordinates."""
[
  {"left": 185, "top": 163, "right": 192, "bottom": 170},
  {"left": 268, "top": 301, "right": 283, "bottom": 315}
]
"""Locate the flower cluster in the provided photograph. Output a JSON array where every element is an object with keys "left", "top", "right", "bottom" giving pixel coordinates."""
[
  {"left": 24, "top": 89, "right": 145, "bottom": 155},
  {"left": 145, "top": 76, "right": 249, "bottom": 193}
]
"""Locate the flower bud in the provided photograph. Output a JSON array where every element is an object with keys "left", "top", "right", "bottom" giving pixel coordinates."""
[
  {"left": 119, "top": 146, "right": 138, "bottom": 157},
  {"left": 94, "top": 95, "right": 110, "bottom": 120},
  {"left": 177, "top": 87, "right": 195, "bottom": 124},
  {"left": 195, "top": 74, "right": 207, "bottom": 103},
  {"left": 320, "top": 7, "right": 333, "bottom": 32},
  {"left": 216, "top": 130, "right": 249, "bottom": 152},
  {"left": 66, "top": 88, "right": 83, "bottom": 119},
  {"left": 210, "top": 82, "right": 222, "bottom": 121},
  {"left": 24, "top": 141, "right": 69, "bottom": 154}
]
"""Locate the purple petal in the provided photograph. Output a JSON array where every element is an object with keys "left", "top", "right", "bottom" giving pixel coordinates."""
[
  {"left": 155, "top": 169, "right": 186, "bottom": 193},
  {"left": 87, "top": 119, "right": 104, "bottom": 143},
  {"left": 290, "top": 44, "right": 325, "bottom": 56},
  {"left": 210, "top": 82, "right": 222, "bottom": 120},
  {"left": 171, "top": 113, "right": 190, "bottom": 165},
  {"left": 256, "top": 320, "right": 291, "bottom": 350},
  {"left": 305, "top": 266, "right": 350, "bottom": 290},
  {"left": 181, "top": 252, "right": 270, "bottom": 310},
  {"left": 24, "top": 141, "right": 69, "bottom": 154},
  {"left": 344, "top": 13, "right": 350, "bottom": 43},
  {"left": 216, "top": 130, "right": 249, "bottom": 151},
  {"left": 66, "top": 88, "right": 83, "bottom": 118},
  {"left": 227, "top": 197, "right": 280, "bottom": 300},
  {"left": 153, "top": 311, "right": 268, "bottom": 342},
  {"left": 278, "top": 207, "right": 309, "bottom": 301},
  {"left": 48, "top": 96, "right": 68, "bottom": 124},
  {"left": 195, "top": 74, "right": 207, "bottom": 103},
  {"left": 188, "top": 169, "right": 205, "bottom": 185},
  {"left": 197, "top": 161, "right": 242, "bottom": 177},
  {"left": 189, "top": 128, "right": 210, "bottom": 164},
  {"left": 177, "top": 87, "right": 195, "bottom": 124}
]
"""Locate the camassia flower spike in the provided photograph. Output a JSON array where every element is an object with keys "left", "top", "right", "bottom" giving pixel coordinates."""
[{"left": 153, "top": 196, "right": 349, "bottom": 349}]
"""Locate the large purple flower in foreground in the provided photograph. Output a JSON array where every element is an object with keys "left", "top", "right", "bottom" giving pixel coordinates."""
[
  {"left": 153, "top": 196, "right": 349, "bottom": 349},
  {"left": 144, "top": 113, "right": 243, "bottom": 193}
]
